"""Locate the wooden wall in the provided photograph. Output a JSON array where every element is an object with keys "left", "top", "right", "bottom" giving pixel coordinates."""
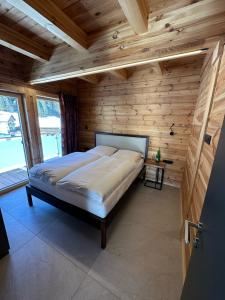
[
  {"left": 0, "top": 45, "right": 77, "bottom": 96},
  {"left": 0, "top": 46, "right": 32, "bottom": 83},
  {"left": 182, "top": 44, "right": 225, "bottom": 270},
  {"left": 77, "top": 57, "right": 204, "bottom": 187}
]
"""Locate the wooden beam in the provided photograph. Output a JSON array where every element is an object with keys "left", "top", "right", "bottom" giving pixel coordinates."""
[
  {"left": 28, "top": 0, "right": 225, "bottom": 84},
  {"left": 29, "top": 46, "right": 208, "bottom": 84},
  {"left": 118, "top": 0, "right": 148, "bottom": 34},
  {"left": 109, "top": 69, "right": 128, "bottom": 80},
  {"left": 78, "top": 74, "right": 99, "bottom": 84},
  {"left": 7, "top": 0, "right": 88, "bottom": 52},
  {"left": 0, "top": 22, "right": 51, "bottom": 62}
]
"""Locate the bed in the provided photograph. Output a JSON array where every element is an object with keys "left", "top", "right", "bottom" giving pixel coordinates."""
[{"left": 26, "top": 132, "right": 149, "bottom": 249}]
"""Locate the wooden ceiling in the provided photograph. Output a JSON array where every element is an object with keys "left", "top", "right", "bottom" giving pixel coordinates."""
[
  {"left": 0, "top": 0, "right": 224, "bottom": 85},
  {"left": 0, "top": 0, "right": 191, "bottom": 45}
]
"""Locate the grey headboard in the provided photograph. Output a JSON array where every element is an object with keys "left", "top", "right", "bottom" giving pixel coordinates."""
[{"left": 95, "top": 132, "right": 149, "bottom": 159}]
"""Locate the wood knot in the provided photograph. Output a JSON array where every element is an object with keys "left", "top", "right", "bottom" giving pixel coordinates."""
[
  {"left": 156, "top": 14, "right": 163, "bottom": 21},
  {"left": 119, "top": 43, "right": 125, "bottom": 50},
  {"left": 142, "top": 47, "right": 150, "bottom": 53},
  {"left": 176, "top": 28, "right": 184, "bottom": 33},
  {"left": 112, "top": 31, "right": 119, "bottom": 39}
]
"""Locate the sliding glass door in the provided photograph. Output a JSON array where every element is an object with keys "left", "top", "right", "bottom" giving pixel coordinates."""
[
  {"left": 0, "top": 92, "right": 28, "bottom": 192},
  {"left": 37, "top": 97, "right": 62, "bottom": 161}
]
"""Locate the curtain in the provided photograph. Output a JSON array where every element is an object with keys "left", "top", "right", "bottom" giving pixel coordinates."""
[{"left": 59, "top": 92, "right": 78, "bottom": 155}]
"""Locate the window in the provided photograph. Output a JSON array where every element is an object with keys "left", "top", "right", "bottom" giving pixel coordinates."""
[{"left": 37, "top": 98, "right": 62, "bottom": 161}]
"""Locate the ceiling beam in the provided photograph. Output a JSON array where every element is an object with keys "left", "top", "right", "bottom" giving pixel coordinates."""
[
  {"left": 118, "top": 0, "right": 148, "bottom": 34},
  {"left": 7, "top": 0, "right": 88, "bottom": 52},
  {"left": 78, "top": 74, "right": 99, "bottom": 84},
  {"left": 29, "top": 47, "right": 208, "bottom": 84},
  {"left": 109, "top": 68, "right": 128, "bottom": 80},
  {"left": 0, "top": 22, "right": 51, "bottom": 62},
  {"left": 27, "top": 0, "right": 225, "bottom": 84}
]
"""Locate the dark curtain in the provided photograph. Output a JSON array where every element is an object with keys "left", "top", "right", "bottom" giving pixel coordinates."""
[{"left": 59, "top": 92, "right": 78, "bottom": 155}]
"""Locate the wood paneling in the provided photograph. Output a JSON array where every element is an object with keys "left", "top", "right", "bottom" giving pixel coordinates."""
[
  {"left": 0, "top": 46, "right": 33, "bottom": 82},
  {"left": 0, "top": 21, "right": 51, "bottom": 61},
  {"left": 118, "top": 0, "right": 148, "bottom": 34},
  {"left": 53, "top": 0, "right": 127, "bottom": 34},
  {"left": 181, "top": 43, "right": 225, "bottom": 271},
  {"left": 7, "top": 0, "right": 89, "bottom": 51},
  {"left": 1, "top": 0, "right": 195, "bottom": 45},
  {"left": 0, "top": 47, "right": 77, "bottom": 95},
  {"left": 28, "top": 0, "right": 225, "bottom": 83},
  {"left": 78, "top": 57, "right": 203, "bottom": 187},
  {"left": 78, "top": 74, "right": 99, "bottom": 84},
  {"left": 109, "top": 69, "right": 128, "bottom": 80},
  {"left": 0, "top": 0, "right": 61, "bottom": 48}
]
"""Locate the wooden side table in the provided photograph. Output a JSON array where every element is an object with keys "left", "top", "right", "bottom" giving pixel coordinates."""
[
  {"left": 0, "top": 208, "right": 10, "bottom": 258},
  {"left": 144, "top": 159, "right": 165, "bottom": 190}
]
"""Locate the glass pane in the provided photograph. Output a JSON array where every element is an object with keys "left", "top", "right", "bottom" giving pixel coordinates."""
[
  {"left": 0, "top": 95, "right": 28, "bottom": 190},
  {"left": 37, "top": 98, "right": 62, "bottom": 161}
]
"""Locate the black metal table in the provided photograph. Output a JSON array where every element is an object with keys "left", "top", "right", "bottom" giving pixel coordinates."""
[{"left": 144, "top": 159, "right": 165, "bottom": 190}]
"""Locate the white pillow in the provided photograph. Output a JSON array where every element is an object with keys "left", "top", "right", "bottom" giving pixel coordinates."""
[
  {"left": 87, "top": 145, "right": 117, "bottom": 156},
  {"left": 112, "top": 149, "right": 143, "bottom": 162}
]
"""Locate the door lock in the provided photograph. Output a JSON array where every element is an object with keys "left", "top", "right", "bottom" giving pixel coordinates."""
[{"left": 185, "top": 220, "right": 204, "bottom": 245}]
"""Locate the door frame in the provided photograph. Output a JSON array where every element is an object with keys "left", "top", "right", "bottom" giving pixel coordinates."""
[{"left": 0, "top": 91, "right": 31, "bottom": 194}]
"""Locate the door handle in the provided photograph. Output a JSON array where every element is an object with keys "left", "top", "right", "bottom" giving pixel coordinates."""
[{"left": 184, "top": 220, "right": 204, "bottom": 245}]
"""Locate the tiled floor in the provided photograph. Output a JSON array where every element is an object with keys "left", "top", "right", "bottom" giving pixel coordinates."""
[{"left": 0, "top": 181, "right": 183, "bottom": 300}]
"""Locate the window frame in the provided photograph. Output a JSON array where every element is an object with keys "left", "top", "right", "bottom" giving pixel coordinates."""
[{"left": 36, "top": 95, "right": 62, "bottom": 162}]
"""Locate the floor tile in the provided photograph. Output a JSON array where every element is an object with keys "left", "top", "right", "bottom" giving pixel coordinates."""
[
  {"left": 1, "top": 211, "right": 34, "bottom": 254},
  {"left": 6, "top": 197, "right": 63, "bottom": 234},
  {"left": 0, "top": 187, "right": 27, "bottom": 212},
  {"left": 0, "top": 183, "right": 182, "bottom": 300},
  {"left": 88, "top": 184, "right": 182, "bottom": 300},
  {"left": 73, "top": 275, "right": 119, "bottom": 300},
  {"left": 107, "top": 221, "right": 181, "bottom": 259},
  {"left": 89, "top": 248, "right": 182, "bottom": 300},
  {"left": 0, "top": 237, "right": 86, "bottom": 300},
  {"left": 38, "top": 214, "right": 101, "bottom": 272},
  {"left": 114, "top": 184, "right": 181, "bottom": 233}
]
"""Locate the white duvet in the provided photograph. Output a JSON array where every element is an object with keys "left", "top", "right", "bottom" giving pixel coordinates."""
[
  {"left": 29, "top": 152, "right": 101, "bottom": 184},
  {"left": 56, "top": 155, "right": 139, "bottom": 203}
]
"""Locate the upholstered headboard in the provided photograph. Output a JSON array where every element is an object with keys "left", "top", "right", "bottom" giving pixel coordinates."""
[{"left": 95, "top": 132, "right": 149, "bottom": 159}]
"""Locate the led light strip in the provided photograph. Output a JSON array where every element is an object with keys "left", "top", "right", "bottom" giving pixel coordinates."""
[{"left": 30, "top": 48, "right": 208, "bottom": 84}]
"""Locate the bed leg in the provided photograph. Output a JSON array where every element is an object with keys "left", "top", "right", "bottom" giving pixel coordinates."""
[
  {"left": 26, "top": 186, "right": 33, "bottom": 207},
  {"left": 100, "top": 219, "right": 107, "bottom": 249}
]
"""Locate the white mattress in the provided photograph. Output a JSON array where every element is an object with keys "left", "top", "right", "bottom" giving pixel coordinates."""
[{"left": 29, "top": 159, "right": 143, "bottom": 218}]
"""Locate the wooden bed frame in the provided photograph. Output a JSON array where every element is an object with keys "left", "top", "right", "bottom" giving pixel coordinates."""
[{"left": 26, "top": 132, "right": 149, "bottom": 249}]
